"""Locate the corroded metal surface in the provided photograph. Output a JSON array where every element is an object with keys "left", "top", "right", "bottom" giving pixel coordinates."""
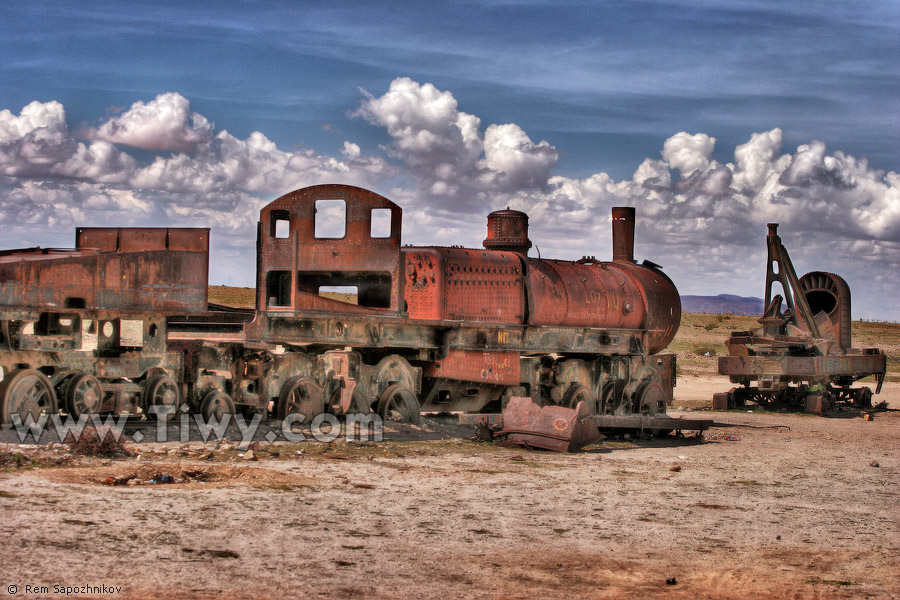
[
  {"left": 404, "top": 247, "right": 526, "bottom": 322},
  {"left": 719, "top": 353, "right": 886, "bottom": 380},
  {"left": 524, "top": 207, "right": 680, "bottom": 353},
  {"left": 499, "top": 396, "right": 601, "bottom": 452},
  {"left": 254, "top": 184, "right": 403, "bottom": 320},
  {"left": 0, "top": 228, "right": 209, "bottom": 313},
  {"left": 799, "top": 271, "right": 852, "bottom": 350},
  {"left": 717, "top": 223, "right": 886, "bottom": 412}
]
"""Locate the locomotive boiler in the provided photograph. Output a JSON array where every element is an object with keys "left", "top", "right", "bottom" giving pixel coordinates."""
[{"left": 0, "top": 184, "right": 681, "bottom": 428}]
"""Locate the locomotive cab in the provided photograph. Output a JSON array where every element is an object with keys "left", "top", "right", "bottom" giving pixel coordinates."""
[{"left": 256, "top": 184, "right": 404, "bottom": 316}]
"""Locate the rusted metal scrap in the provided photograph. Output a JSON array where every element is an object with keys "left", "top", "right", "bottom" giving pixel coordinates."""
[
  {"left": 498, "top": 396, "right": 602, "bottom": 452},
  {"left": 715, "top": 223, "right": 886, "bottom": 414},
  {"left": 460, "top": 397, "right": 713, "bottom": 452}
]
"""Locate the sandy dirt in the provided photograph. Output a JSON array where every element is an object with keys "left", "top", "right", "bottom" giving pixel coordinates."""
[{"left": 1, "top": 377, "right": 898, "bottom": 599}]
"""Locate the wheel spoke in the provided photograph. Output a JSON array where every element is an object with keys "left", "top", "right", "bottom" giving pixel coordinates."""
[
  {"left": 377, "top": 384, "right": 421, "bottom": 425},
  {"left": 278, "top": 377, "right": 324, "bottom": 423}
]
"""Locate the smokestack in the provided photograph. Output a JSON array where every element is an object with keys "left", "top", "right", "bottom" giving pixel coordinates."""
[{"left": 611, "top": 207, "right": 635, "bottom": 263}]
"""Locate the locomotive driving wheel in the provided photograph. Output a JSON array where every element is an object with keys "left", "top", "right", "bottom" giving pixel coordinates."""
[
  {"left": 563, "top": 384, "right": 598, "bottom": 415},
  {"left": 143, "top": 374, "right": 180, "bottom": 421},
  {"left": 200, "top": 391, "right": 236, "bottom": 421},
  {"left": 1, "top": 369, "right": 58, "bottom": 425},
  {"left": 377, "top": 384, "right": 421, "bottom": 425},
  {"left": 636, "top": 381, "right": 669, "bottom": 436},
  {"left": 636, "top": 382, "right": 666, "bottom": 416},
  {"left": 277, "top": 377, "right": 324, "bottom": 423},
  {"left": 600, "top": 381, "right": 619, "bottom": 415},
  {"left": 65, "top": 372, "right": 103, "bottom": 418},
  {"left": 329, "top": 388, "right": 371, "bottom": 416}
]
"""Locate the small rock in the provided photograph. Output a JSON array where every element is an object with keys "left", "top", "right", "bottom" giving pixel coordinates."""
[
  {"left": 869, "top": 460, "right": 879, "bottom": 468},
  {"left": 669, "top": 464, "right": 682, "bottom": 472},
  {"left": 864, "top": 414, "right": 874, "bottom": 421},
  {"left": 666, "top": 577, "right": 677, "bottom": 585},
  {"left": 244, "top": 449, "right": 257, "bottom": 461},
  {"left": 776, "top": 535, "right": 781, "bottom": 540}
]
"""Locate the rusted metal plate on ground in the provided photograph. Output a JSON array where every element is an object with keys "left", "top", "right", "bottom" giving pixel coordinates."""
[{"left": 500, "top": 396, "right": 601, "bottom": 452}]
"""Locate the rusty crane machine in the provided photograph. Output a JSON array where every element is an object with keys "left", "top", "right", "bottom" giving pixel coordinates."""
[{"left": 714, "top": 223, "right": 886, "bottom": 413}]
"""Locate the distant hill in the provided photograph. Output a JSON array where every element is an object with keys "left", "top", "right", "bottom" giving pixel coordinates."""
[{"left": 681, "top": 294, "right": 764, "bottom": 316}]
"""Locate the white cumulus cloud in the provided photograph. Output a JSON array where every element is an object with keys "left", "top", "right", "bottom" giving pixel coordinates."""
[
  {"left": 1, "top": 80, "right": 897, "bottom": 318},
  {"left": 82, "top": 92, "right": 214, "bottom": 153}
]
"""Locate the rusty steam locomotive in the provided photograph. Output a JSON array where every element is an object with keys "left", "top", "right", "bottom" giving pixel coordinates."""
[{"left": 0, "top": 184, "right": 681, "bottom": 426}]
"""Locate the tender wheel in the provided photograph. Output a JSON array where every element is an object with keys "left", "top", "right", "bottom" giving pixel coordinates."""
[
  {"left": 377, "top": 384, "right": 421, "bottom": 425},
  {"left": 277, "top": 377, "right": 324, "bottom": 423},
  {"left": 563, "top": 384, "right": 598, "bottom": 414},
  {"left": 1, "top": 369, "right": 58, "bottom": 425},
  {"left": 143, "top": 374, "right": 180, "bottom": 421},
  {"left": 200, "top": 391, "right": 236, "bottom": 421},
  {"left": 65, "top": 372, "right": 103, "bottom": 418}
]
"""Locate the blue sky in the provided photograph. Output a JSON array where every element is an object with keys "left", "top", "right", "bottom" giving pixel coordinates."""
[{"left": 1, "top": 0, "right": 898, "bottom": 319}]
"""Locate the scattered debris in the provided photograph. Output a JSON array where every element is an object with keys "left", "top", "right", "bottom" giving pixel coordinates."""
[{"left": 66, "top": 426, "right": 130, "bottom": 457}]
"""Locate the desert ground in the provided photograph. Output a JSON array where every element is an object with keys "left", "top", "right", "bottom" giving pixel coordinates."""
[
  {"left": 2, "top": 308, "right": 898, "bottom": 599},
  {"left": 1, "top": 373, "right": 897, "bottom": 600}
]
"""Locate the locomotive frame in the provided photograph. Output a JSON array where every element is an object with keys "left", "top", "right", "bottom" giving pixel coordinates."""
[{"left": 0, "top": 184, "right": 680, "bottom": 428}]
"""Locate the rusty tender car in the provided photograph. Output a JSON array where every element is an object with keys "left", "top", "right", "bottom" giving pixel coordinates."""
[{"left": 0, "top": 184, "right": 682, "bottom": 427}]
